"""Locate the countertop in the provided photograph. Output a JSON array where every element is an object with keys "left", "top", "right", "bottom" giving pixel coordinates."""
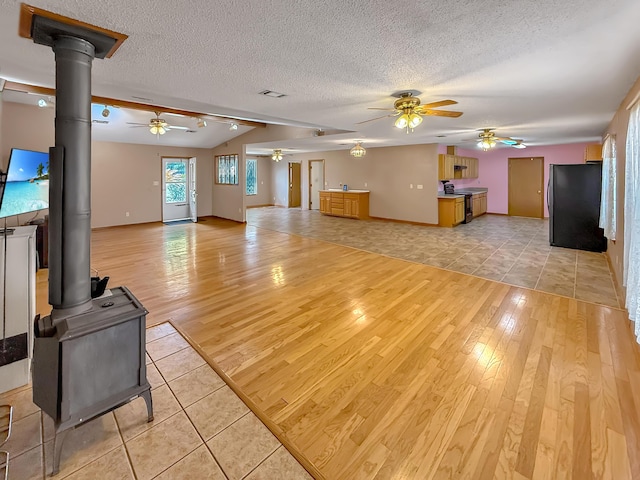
[
  {"left": 437, "top": 193, "right": 465, "bottom": 199},
  {"left": 451, "top": 188, "right": 488, "bottom": 194},
  {"left": 437, "top": 188, "right": 488, "bottom": 198},
  {"left": 322, "top": 189, "right": 370, "bottom": 193}
]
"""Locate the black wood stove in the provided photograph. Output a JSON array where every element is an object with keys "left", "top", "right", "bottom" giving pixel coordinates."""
[{"left": 22, "top": 11, "right": 153, "bottom": 475}]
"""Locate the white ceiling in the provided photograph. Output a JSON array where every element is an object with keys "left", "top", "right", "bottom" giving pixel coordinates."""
[{"left": 1, "top": 0, "right": 640, "bottom": 153}]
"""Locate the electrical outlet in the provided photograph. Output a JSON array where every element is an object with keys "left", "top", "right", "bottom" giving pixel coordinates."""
[
  {"left": 364, "top": 182, "right": 368, "bottom": 187},
  {"left": 125, "top": 212, "right": 130, "bottom": 217},
  {"left": 410, "top": 184, "right": 413, "bottom": 189}
]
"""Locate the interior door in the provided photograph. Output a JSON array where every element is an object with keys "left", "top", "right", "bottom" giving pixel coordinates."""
[
  {"left": 188, "top": 157, "right": 197, "bottom": 223},
  {"left": 308, "top": 160, "right": 324, "bottom": 210},
  {"left": 162, "top": 158, "right": 190, "bottom": 222},
  {"left": 508, "top": 157, "right": 544, "bottom": 218},
  {"left": 288, "top": 162, "right": 301, "bottom": 208}
]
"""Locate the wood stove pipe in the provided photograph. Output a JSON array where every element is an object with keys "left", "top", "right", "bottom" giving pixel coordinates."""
[
  {"left": 48, "top": 35, "right": 94, "bottom": 318},
  {"left": 23, "top": 10, "right": 125, "bottom": 319}
]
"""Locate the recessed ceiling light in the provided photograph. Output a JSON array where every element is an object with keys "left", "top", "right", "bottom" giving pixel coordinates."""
[{"left": 259, "top": 90, "right": 286, "bottom": 98}]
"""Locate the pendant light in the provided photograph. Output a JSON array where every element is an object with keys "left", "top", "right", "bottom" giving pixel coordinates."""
[{"left": 350, "top": 141, "right": 366, "bottom": 157}]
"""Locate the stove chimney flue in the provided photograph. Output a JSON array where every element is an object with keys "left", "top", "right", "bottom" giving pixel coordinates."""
[{"left": 48, "top": 35, "right": 94, "bottom": 317}]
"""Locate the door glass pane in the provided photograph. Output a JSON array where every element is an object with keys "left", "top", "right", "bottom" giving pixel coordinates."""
[
  {"left": 166, "top": 183, "right": 186, "bottom": 203},
  {"left": 165, "top": 161, "right": 186, "bottom": 183},
  {"left": 165, "top": 161, "right": 187, "bottom": 203}
]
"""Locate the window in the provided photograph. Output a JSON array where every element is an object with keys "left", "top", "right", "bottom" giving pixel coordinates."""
[
  {"left": 246, "top": 159, "right": 257, "bottom": 195},
  {"left": 216, "top": 154, "right": 239, "bottom": 185},
  {"left": 624, "top": 102, "right": 640, "bottom": 342},
  {"left": 600, "top": 134, "right": 617, "bottom": 240}
]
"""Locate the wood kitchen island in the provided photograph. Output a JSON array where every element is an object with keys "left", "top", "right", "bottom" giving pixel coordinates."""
[{"left": 319, "top": 189, "right": 370, "bottom": 219}]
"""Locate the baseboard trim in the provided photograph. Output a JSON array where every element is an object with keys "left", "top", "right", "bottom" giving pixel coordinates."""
[
  {"left": 369, "top": 215, "right": 439, "bottom": 227},
  {"left": 246, "top": 204, "right": 275, "bottom": 209}
]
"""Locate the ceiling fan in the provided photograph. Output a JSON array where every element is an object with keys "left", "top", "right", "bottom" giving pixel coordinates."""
[
  {"left": 356, "top": 92, "right": 463, "bottom": 133},
  {"left": 126, "top": 112, "right": 190, "bottom": 136},
  {"left": 469, "top": 128, "right": 527, "bottom": 150}
]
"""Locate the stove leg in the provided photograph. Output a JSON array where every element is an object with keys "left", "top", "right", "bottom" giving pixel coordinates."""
[
  {"left": 141, "top": 388, "right": 154, "bottom": 422},
  {"left": 52, "top": 428, "right": 70, "bottom": 476}
]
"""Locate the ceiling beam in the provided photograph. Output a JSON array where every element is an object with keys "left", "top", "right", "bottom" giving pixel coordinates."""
[{"left": 3, "top": 80, "right": 267, "bottom": 128}]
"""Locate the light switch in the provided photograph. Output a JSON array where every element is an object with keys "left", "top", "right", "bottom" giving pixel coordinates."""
[
  {"left": 410, "top": 184, "right": 413, "bottom": 189},
  {"left": 417, "top": 184, "right": 423, "bottom": 189},
  {"left": 364, "top": 182, "right": 368, "bottom": 187},
  {"left": 153, "top": 181, "right": 159, "bottom": 186}
]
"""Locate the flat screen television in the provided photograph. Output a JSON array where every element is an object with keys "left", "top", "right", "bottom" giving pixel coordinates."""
[{"left": 0, "top": 148, "right": 49, "bottom": 219}]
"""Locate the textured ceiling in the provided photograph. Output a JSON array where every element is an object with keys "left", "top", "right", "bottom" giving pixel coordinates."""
[{"left": 1, "top": 0, "right": 640, "bottom": 152}]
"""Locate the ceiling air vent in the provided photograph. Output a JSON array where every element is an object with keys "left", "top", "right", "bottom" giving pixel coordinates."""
[{"left": 259, "top": 90, "right": 286, "bottom": 98}]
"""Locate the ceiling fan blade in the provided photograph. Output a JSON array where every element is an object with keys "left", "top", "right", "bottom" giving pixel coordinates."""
[
  {"left": 167, "top": 125, "right": 190, "bottom": 130},
  {"left": 355, "top": 113, "right": 395, "bottom": 125},
  {"left": 418, "top": 99, "right": 458, "bottom": 109},
  {"left": 421, "top": 109, "right": 463, "bottom": 118}
]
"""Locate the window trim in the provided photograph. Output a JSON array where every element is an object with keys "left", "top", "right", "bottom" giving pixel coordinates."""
[
  {"left": 246, "top": 158, "right": 258, "bottom": 196},
  {"left": 215, "top": 154, "right": 239, "bottom": 185}
]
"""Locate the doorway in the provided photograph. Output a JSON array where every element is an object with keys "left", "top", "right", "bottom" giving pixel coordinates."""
[
  {"left": 162, "top": 157, "right": 197, "bottom": 222},
  {"left": 508, "top": 157, "right": 544, "bottom": 218},
  {"left": 308, "top": 159, "right": 325, "bottom": 210},
  {"left": 288, "top": 162, "right": 301, "bottom": 208}
]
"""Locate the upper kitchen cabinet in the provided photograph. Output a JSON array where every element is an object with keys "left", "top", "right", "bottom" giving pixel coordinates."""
[
  {"left": 584, "top": 144, "right": 602, "bottom": 162},
  {"left": 438, "top": 154, "right": 479, "bottom": 180}
]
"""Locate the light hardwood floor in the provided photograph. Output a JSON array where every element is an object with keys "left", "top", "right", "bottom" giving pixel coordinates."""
[{"left": 36, "top": 218, "right": 640, "bottom": 479}]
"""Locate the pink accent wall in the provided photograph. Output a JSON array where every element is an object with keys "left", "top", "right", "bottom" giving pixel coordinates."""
[{"left": 437, "top": 142, "right": 592, "bottom": 217}]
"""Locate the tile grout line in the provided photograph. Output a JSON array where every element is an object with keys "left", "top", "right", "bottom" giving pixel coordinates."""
[
  {"left": 158, "top": 355, "right": 231, "bottom": 480},
  {"left": 533, "top": 241, "right": 553, "bottom": 291}
]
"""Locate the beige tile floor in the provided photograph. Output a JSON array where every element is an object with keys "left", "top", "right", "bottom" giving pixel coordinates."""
[
  {"left": 246, "top": 207, "right": 621, "bottom": 308},
  {"left": 0, "top": 322, "right": 312, "bottom": 480}
]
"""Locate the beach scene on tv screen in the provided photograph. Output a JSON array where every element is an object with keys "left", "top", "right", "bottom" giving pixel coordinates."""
[{"left": 0, "top": 149, "right": 49, "bottom": 218}]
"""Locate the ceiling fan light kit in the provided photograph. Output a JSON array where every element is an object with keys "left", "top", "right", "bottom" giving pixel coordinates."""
[
  {"left": 272, "top": 149, "right": 283, "bottom": 162},
  {"left": 350, "top": 141, "right": 366, "bottom": 157},
  {"left": 358, "top": 92, "right": 463, "bottom": 133}
]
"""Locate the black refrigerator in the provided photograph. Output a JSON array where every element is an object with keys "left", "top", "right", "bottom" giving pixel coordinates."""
[{"left": 548, "top": 163, "right": 607, "bottom": 252}]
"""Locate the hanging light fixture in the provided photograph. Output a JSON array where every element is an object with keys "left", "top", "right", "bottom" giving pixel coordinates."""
[
  {"left": 37, "top": 98, "right": 48, "bottom": 108},
  {"left": 394, "top": 108, "right": 423, "bottom": 134},
  {"left": 350, "top": 141, "right": 366, "bottom": 157},
  {"left": 197, "top": 118, "right": 207, "bottom": 128},
  {"left": 229, "top": 122, "right": 238, "bottom": 131},
  {"left": 272, "top": 149, "right": 283, "bottom": 162},
  {"left": 101, "top": 105, "right": 110, "bottom": 117},
  {"left": 478, "top": 138, "right": 496, "bottom": 151}
]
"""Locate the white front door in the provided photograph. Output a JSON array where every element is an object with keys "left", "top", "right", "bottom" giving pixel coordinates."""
[
  {"left": 162, "top": 158, "right": 190, "bottom": 222},
  {"left": 309, "top": 160, "right": 324, "bottom": 210},
  {"left": 188, "top": 157, "right": 197, "bottom": 222}
]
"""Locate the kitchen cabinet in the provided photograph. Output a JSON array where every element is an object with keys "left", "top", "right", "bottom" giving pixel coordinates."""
[
  {"left": 471, "top": 192, "right": 488, "bottom": 217},
  {"left": 319, "top": 191, "right": 330, "bottom": 213},
  {"left": 584, "top": 144, "right": 602, "bottom": 161},
  {"left": 438, "top": 154, "right": 456, "bottom": 181},
  {"left": 438, "top": 196, "right": 465, "bottom": 227},
  {"left": 438, "top": 154, "right": 479, "bottom": 180},
  {"left": 319, "top": 190, "right": 369, "bottom": 219}
]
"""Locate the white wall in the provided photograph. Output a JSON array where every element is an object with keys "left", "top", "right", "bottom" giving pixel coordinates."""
[
  {"left": 277, "top": 143, "right": 440, "bottom": 224},
  {"left": 245, "top": 156, "right": 273, "bottom": 207}
]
